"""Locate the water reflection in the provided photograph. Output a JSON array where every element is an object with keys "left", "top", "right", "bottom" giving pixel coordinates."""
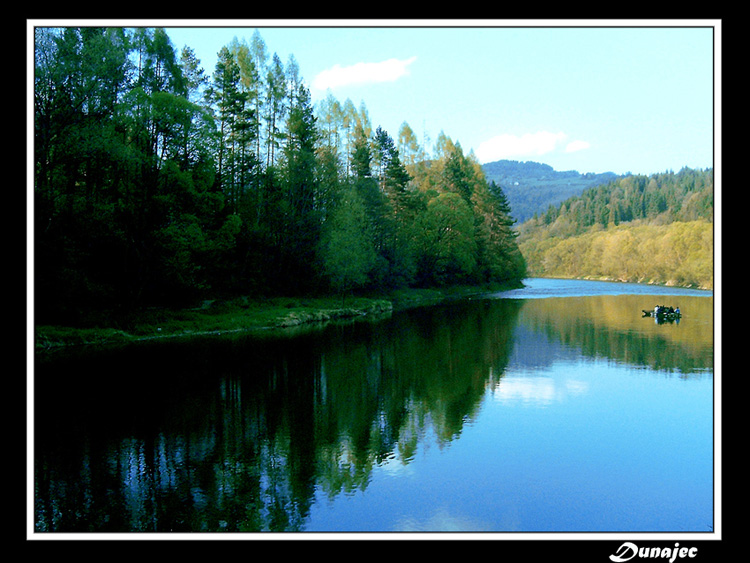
[
  {"left": 34, "top": 289, "right": 713, "bottom": 533},
  {"left": 510, "top": 294, "right": 713, "bottom": 376},
  {"left": 491, "top": 367, "right": 591, "bottom": 407}
]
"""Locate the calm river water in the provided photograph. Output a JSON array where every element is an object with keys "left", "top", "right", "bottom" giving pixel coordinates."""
[{"left": 33, "top": 278, "right": 715, "bottom": 535}]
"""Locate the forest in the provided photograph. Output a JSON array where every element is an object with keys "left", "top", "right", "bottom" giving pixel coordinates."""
[
  {"left": 33, "top": 27, "right": 526, "bottom": 327},
  {"left": 517, "top": 167, "right": 714, "bottom": 289}
]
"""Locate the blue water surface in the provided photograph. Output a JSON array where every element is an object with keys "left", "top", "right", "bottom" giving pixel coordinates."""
[
  {"left": 35, "top": 278, "right": 715, "bottom": 536},
  {"left": 492, "top": 277, "right": 713, "bottom": 299}
]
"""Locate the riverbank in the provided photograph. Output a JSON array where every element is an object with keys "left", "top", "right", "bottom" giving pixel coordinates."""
[
  {"left": 34, "top": 283, "right": 519, "bottom": 350},
  {"left": 557, "top": 274, "right": 713, "bottom": 291}
]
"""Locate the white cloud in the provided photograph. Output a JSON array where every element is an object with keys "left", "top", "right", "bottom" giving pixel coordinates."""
[
  {"left": 476, "top": 131, "right": 590, "bottom": 163},
  {"left": 312, "top": 56, "right": 417, "bottom": 91},
  {"left": 565, "top": 139, "right": 591, "bottom": 153}
]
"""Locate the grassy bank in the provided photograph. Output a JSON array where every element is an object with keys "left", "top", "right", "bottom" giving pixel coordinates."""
[{"left": 34, "top": 282, "right": 520, "bottom": 350}]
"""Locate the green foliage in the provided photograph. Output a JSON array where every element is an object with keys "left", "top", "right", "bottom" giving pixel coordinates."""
[
  {"left": 34, "top": 27, "right": 527, "bottom": 327},
  {"left": 415, "top": 192, "right": 477, "bottom": 284},
  {"left": 318, "top": 187, "right": 377, "bottom": 297},
  {"left": 523, "top": 167, "right": 713, "bottom": 232}
]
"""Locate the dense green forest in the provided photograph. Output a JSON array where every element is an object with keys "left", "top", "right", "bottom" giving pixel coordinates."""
[
  {"left": 517, "top": 167, "right": 714, "bottom": 289},
  {"left": 34, "top": 27, "right": 526, "bottom": 327}
]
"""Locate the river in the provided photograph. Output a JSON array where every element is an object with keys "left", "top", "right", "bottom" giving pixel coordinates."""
[{"left": 32, "top": 278, "right": 715, "bottom": 536}]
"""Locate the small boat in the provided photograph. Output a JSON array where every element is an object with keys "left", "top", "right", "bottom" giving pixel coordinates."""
[{"left": 642, "top": 308, "right": 681, "bottom": 319}]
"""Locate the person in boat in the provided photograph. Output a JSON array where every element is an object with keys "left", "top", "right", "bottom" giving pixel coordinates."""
[{"left": 645, "top": 305, "right": 680, "bottom": 318}]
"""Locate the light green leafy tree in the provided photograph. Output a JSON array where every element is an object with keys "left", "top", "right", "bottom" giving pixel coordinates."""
[
  {"left": 318, "top": 189, "right": 376, "bottom": 302},
  {"left": 415, "top": 192, "right": 477, "bottom": 285}
]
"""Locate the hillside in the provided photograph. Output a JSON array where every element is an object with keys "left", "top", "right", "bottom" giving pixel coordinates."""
[
  {"left": 481, "top": 160, "right": 621, "bottom": 223},
  {"left": 515, "top": 167, "right": 714, "bottom": 289}
]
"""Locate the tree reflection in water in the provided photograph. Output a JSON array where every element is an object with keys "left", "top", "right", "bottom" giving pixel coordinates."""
[{"left": 34, "top": 293, "right": 712, "bottom": 533}]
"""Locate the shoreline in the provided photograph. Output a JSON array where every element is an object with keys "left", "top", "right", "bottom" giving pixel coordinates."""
[{"left": 34, "top": 282, "right": 520, "bottom": 351}]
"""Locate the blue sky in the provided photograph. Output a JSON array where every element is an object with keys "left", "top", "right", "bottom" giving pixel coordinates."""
[{"left": 161, "top": 21, "right": 717, "bottom": 176}]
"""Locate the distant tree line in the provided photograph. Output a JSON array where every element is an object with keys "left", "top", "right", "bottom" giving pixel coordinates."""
[
  {"left": 518, "top": 168, "right": 714, "bottom": 288},
  {"left": 34, "top": 27, "right": 525, "bottom": 326},
  {"left": 481, "top": 159, "right": 621, "bottom": 224},
  {"left": 525, "top": 167, "right": 713, "bottom": 232}
]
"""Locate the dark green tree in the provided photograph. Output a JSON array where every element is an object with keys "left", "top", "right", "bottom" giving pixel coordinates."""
[
  {"left": 351, "top": 121, "right": 373, "bottom": 180},
  {"left": 277, "top": 83, "right": 321, "bottom": 292},
  {"left": 35, "top": 27, "right": 136, "bottom": 321},
  {"left": 208, "top": 46, "right": 255, "bottom": 214},
  {"left": 373, "top": 126, "right": 417, "bottom": 286},
  {"left": 264, "top": 53, "right": 287, "bottom": 168}
]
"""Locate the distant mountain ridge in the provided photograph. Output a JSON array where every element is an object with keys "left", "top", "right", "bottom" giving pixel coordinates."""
[{"left": 481, "top": 159, "right": 621, "bottom": 224}]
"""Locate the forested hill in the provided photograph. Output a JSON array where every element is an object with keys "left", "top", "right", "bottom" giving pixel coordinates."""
[
  {"left": 517, "top": 167, "right": 714, "bottom": 289},
  {"left": 34, "top": 27, "right": 526, "bottom": 327},
  {"left": 481, "top": 159, "right": 621, "bottom": 223}
]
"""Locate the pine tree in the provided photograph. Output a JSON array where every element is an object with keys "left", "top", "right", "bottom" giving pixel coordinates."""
[
  {"left": 351, "top": 121, "right": 372, "bottom": 179},
  {"left": 280, "top": 83, "right": 321, "bottom": 290},
  {"left": 264, "top": 53, "right": 287, "bottom": 168}
]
